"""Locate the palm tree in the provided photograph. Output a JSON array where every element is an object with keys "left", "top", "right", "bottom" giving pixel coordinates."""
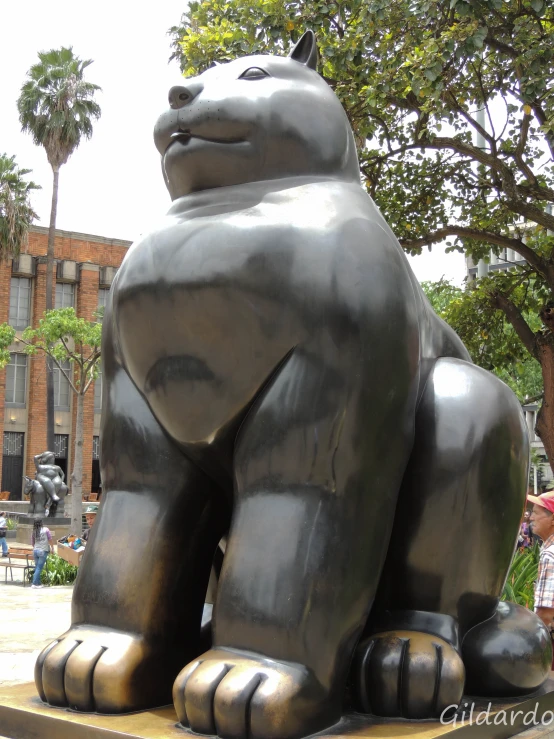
[
  {"left": 17, "top": 47, "right": 101, "bottom": 451},
  {"left": 0, "top": 154, "right": 39, "bottom": 258}
]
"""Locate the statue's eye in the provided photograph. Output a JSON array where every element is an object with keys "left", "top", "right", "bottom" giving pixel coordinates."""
[{"left": 239, "top": 67, "right": 269, "bottom": 80}]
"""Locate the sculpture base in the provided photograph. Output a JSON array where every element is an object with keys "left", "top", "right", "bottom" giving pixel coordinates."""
[
  {"left": 3, "top": 683, "right": 554, "bottom": 739},
  {"left": 15, "top": 514, "right": 70, "bottom": 524},
  {"left": 15, "top": 519, "right": 71, "bottom": 545}
]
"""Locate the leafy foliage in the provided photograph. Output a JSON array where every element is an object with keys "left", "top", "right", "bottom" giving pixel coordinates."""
[
  {"left": 27, "top": 553, "right": 78, "bottom": 586},
  {"left": 501, "top": 541, "right": 540, "bottom": 610},
  {"left": 423, "top": 278, "right": 543, "bottom": 402},
  {"left": 19, "top": 307, "right": 102, "bottom": 392},
  {"left": 0, "top": 154, "right": 39, "bottom": 259},
  {"left": 169, "top": 0, "right": 554, "bottom": 256},
  {"left": 17, "top": 47, "right": 101, "bottom": 169},
  {"left": 0, "top": 307, "right": 102, "bottom": 392},
  {"left": 0, "top": 308, "right": 102, "bottom": 535}
]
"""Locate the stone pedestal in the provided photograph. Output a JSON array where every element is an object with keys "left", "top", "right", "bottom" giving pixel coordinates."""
[
  {"left": 2, "top": 682, "right": 554, "bottom": 739},
  {"left": 0, "top": 501, "right": 31, "bottom": 516},
  {"left": 15, "top": 520, "right": 71, "bottom": 546}
]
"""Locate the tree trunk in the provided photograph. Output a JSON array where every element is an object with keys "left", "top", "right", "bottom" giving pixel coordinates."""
[
  {"left": 45, "top": 167, "right": 59, "bottom": 453},
  {"left": 71, "top": 391, "right": 84, "bottom": 535},
  {"left": 535, "top": 335, "right": 554, "bottom": 478}
]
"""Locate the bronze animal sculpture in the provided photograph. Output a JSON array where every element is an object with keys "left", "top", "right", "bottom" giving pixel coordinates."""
[
  {"left": 34, "top": 32, "right": 551, "bottom": 739},
  {"left": 24, "top": 477, "right": 49, "bottom": 516},
  {"left": 25, "top": 452, "right": 68, "bottom": 518},
  {"left": 33, "top": 452, "right": 66, "bottom": 511}
]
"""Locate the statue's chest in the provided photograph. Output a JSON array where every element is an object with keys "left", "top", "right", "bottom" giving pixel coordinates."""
[
  {"left": 116, "top": 211, "right": 293, "bottom": 307},
  {"left": 112, "top": 212, "right": 309, "bottom": 445}
]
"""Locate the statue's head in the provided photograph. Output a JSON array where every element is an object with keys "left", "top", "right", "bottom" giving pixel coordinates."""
[
  {"left": 23, "top": 476, "right": 33, "bottom": 492},
  {"left": 40, "top": 452, "right": 55, "bottom": 465},
  {"left": 154, "top": 31, "right": 360, "bottom": 200}
]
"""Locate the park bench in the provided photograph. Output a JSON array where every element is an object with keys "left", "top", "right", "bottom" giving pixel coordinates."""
[{"left": 0, "top": 547, "right": 37, "bottom": 586}]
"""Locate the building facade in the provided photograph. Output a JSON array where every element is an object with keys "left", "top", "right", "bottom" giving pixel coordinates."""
[{"left": 0, "top": 226, "right": 130, "bottom": 500}]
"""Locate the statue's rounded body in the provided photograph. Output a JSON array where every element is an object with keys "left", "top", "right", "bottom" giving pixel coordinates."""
[{"left": 33, "top": 32, "right": 550, "bottom": 737}]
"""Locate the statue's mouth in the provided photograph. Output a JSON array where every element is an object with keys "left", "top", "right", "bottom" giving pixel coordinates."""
[
  {"left": 170, "top": 130, "right": 192, "bottom": 145},
  {"left": 166, "top": 129, "right": 247, "bottom": 153}
]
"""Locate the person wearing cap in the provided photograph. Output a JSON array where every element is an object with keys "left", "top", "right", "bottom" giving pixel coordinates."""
[
  {"left": 83, "top": 503, "right": 98, "bottom": 542},
  {"left": 529, "top": 491, "right": 554, "bottom": 634}
]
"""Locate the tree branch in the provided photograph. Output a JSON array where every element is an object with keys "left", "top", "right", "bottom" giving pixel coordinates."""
[
  {"left": 524, "top": 393, "right": 544, "bottom": 405},
  {"left": 367, "top": 134, "right": 554, "bottom": 230},
  {"left": 492, "top": 292, "right": 538, "bottom": 360},
  {"left": 447, "top": 90, "right": 496, "bottom": 149},
  {"left": 513, "top": 112, "right": 537, "bottom": 184},
  {"left": 484, "top": 34, "right": 554, "bottom": 161},
  {"left": 59, "top": 335, "right": 79, "bottom": 364},
  {"left": 400, "top": 225, "right": 548, "bottom": 276}
]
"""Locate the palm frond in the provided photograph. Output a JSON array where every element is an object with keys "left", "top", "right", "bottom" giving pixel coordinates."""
[
  {"left": 17, "top": 47, "right": 102, "bottom": 169},
  {"left": 0, "top": 154, "right": 40, "bottom": 259}
]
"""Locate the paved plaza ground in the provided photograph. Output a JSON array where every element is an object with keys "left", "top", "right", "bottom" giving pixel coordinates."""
[{"left": 0, "top": 572, "right": 72, "bottom": 687}]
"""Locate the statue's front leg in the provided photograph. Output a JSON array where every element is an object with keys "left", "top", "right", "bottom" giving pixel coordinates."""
[
  {"left": 174, "top": 350, "right": 415, "bottom": 739},
  {"left": 36, "top": 363, "right": 227, "bottom": 713}
]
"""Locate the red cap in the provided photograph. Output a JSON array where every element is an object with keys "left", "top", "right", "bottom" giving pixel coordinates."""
[{"left": 528, "top": 492, "right": 554, "bottom": 514}]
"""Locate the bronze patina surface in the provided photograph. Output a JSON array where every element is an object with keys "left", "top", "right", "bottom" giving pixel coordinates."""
[
  {"left": 4, "top": 682, "right": 554, "bottom": 739},
  {"left": 30, "top": 29, "right": 551, "bottom": 739}
]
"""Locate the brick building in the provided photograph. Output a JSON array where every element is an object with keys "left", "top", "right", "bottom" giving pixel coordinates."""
[{"left": 0, "top": 225, "right": 130, "bottom": 500}]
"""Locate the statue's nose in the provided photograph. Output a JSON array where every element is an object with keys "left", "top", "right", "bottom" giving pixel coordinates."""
[{"left": 168, "top": 82, "right": 203, "bottom": 109}]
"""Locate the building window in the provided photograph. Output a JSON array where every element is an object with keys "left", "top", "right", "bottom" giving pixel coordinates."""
[
  {"left": 3, "top": 431, "right": 23, "bottom": 456},
  {"left": 9, "top": 277, "right": 31, "bottom": 330},
  {"left": 94, "top": 367, "right": 102, "bottom": 411},
  {"left": 92, "top": 436, "right": 100, "bottom": 460},
  {"left": 54, "top": 434, "right": 68, "bottom": 459},
  {"left": 97, "top": 288, "right": 109, "bottom": 321},
  {"left": 53, "top": 360, "right": 71, "bottom": 410},
  {"left": 55, "top": 282, "right": 75, "bottom": 309},
  {"left": 5, "top": 353, "right": 27, "bottom": 406}
]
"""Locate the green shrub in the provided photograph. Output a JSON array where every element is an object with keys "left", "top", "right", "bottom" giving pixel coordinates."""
[
  {"left": 27, "top": 554, "right": 78, "bottom": 586},
  {"left": 501, "top": 543, "right": 540, "bottom": 610},
  {"left": 6, "top": 518, "right": 16, "bottom": 530}
]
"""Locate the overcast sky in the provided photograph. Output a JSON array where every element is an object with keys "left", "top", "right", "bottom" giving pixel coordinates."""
[{"left": 1, "top": 0, "right": 466, "bottom": 284}]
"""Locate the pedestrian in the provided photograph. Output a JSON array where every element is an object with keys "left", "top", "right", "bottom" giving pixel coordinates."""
[
  {"left": 0, "top": 511, "right": 8, "bottom": 557},
  {"left": 31, "top": 518, "right": 53, "bottom": 589},
  {"left": 528, "top": 491, "right": 554, "bottom": 665},
  {"left": 82, "top": 503, "right": 98, "bottom": 542},
  {"left": 519, "top": 511, "right": 532, "bottom": 549}
]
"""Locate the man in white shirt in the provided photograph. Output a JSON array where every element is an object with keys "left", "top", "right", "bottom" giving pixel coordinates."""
[{"left": 0, "top": 511, "right": 9, "bottom": 557}]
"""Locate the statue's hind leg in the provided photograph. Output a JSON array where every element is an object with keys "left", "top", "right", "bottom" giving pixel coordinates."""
[{"left": 354, "top": 358, "right": 550, "bottom": 719}]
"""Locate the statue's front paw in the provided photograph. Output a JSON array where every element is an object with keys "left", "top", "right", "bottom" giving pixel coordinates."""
[
  {"left": 35, "top": 625, "right": 176, "bottom": 713},
  {"left": 173, "top": 648, "right": 336, "bottom": 739},
  {"left": 353, "top": 631, "right": 464, "bottom": 719}
]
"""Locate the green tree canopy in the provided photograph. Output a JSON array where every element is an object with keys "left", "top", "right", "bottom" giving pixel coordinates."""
[
  {"left": 0, "top": 154, "right": 39, "bottom": 259},
  {"left": 169, "top": 0, "right": 554, "bottom": 470}
]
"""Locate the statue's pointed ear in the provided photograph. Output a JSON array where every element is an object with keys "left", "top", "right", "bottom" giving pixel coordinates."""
[{"left": 288, "top": 30, "right": 318, "bottom": 71}]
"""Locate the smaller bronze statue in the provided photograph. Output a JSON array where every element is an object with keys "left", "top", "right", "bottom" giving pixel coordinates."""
[
  {"left": 26, "top": 452, "right": 68, "bottom": 517},
  {"left": 24, "top": 477, "right": 49, "bottom": 516}
]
